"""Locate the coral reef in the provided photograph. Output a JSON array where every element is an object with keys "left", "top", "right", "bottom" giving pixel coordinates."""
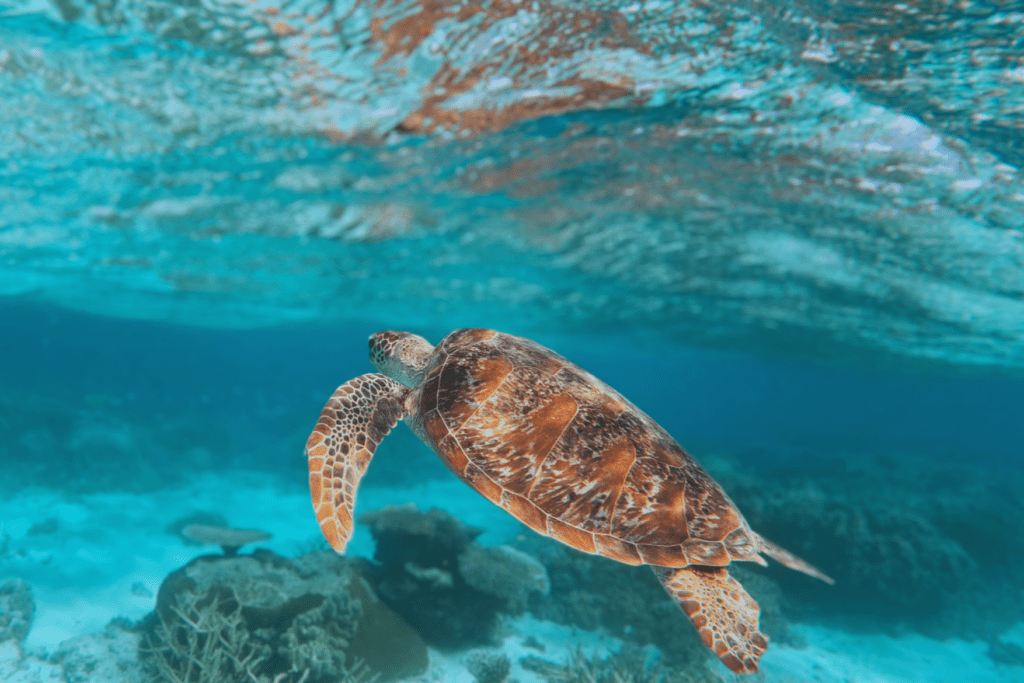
[
  {"left": 359, "top": 503, "right": 786, "bottom": 667},
  {"left": 143, "top": 587, "right": 275, "bottom": 683},
  {"left": 140, "top": 549, "right": 426, "bottom": 683},
  {"left": 521, "top": 643, "right": 716, "bottom": 683},
  {"left": 727, "top": 477, "right": 975, "bottom": 610},
  {"left": 0, "top": 579, "right": 34, "bottom": 645},
  {"left": 465, "top": 650, "right": 512, "bottom": 683},
  {"left": 55, "top": 620, "right": 147, "bottom": 683},
  {"left": 458, "top": 544, "right": 550, "bottom": 610},
  {"left": 358, "top": 504, "right": 556, "bottom": 649},
  {"left": 0, "top": 618, "right": 147, "bottom": 683},
  {"left": 360, "top": 504, "right": 481, "bottom": 560},
  {"left": 515, "top": 534, "right": 715, "bottom": 671},
  {"left": 704, "top": 452, "right": 1024, "bottom": 640},
  {"left": 357, "top": 504, "right": 506, "bottom": 648}
]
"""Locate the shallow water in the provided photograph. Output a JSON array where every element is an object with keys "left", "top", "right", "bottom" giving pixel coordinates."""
[{"left": 2, "top": 1, "right": 1024, "bottom": 682}]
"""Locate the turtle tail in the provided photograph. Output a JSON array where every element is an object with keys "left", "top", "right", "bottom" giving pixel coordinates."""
[{"left": 758, "top": 536, "right": 835, "bottom": 585}]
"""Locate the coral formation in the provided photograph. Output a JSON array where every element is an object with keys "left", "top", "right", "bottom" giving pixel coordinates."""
[
  {"left": 143, "top": 587, "right": 277, "bottom": 683},
  {"left": 458, "top": 544, "right": 550, "bottom": 609},
  {"left": 729, "top": 477, "right": 975, "bottom": 609},
  {"left": 357, "top": 504, "right": 505, "bottom": 648},
  {"left": 521, "top": 643, "right": 715, "bottom": 683},
  {"left": 0, "top": 618, "right": 147, "bottom": 683},
  {"left": 358, "top": 502, "right": 786, "bottom": 667},
  {"left": 516, "top": 534, "right": 715, "bottom": 671},
  {"left": 465, "top": 650, "right": 512, "bottom": 683},
  {"left": 0, "top": 579, "right": 34, "bottom": 645},
  {"left": 704, "top": 452, "right": 1024, "bottom": 639},
  {"left": 55, "top": 620, "right": 147, "bottom": 683},
  {"left": 140, "top": 549, "right": 426, "bottom": 683},
  {"left": 360, "top": 504, "right": 481, "bottom": 559},
  {"left": 166, "top": 512, "right": 230, "bottom": 543},
  {"left": 358, "top": 504, "right": 553, "bottom": 649}
]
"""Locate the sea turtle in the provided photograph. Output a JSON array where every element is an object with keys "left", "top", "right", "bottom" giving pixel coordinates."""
[{"left": 305, "top": 329, "right": 833, "bottom": 674}]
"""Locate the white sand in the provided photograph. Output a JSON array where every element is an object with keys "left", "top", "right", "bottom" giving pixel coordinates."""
[
  {"left": 754, "top": 624, "right": 1024, "bottom": 683},
  {"left": 1, "top": 472, "right": 1022, "bottom": 682},
  {"left": 413, "top": 615, "right": 627, "bottom": 683}
]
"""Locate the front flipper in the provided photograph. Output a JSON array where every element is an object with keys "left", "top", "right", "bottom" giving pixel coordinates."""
[
  {"left": 654, "top": 565, "right": 768, "bottom": 674},
  {"left": 305, "top": 373, "right": 408, "bottom": 553}
]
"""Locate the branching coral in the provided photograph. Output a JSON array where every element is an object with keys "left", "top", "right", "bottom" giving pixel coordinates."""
[
  {"left": 140, "top": 551, "right": 412, "bottom": 683},
  {"left": 142, "top": 586, "right": 380, "bottom": 683},
  {"left": 141, "top": 588, "right": 267, "bottom": 683}
]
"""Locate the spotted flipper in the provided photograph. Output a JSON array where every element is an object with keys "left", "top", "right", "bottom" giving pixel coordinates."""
[
  {"left": 654, "top": 565, "right": 768, "bottom": 674},
  {"left": 305, "top": 373, "right": 408, "bottom": 553}
]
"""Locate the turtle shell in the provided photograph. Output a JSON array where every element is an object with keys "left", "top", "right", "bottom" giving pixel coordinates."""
[{"left": 417, "top": 328, "right": 762, "bottom": 568}]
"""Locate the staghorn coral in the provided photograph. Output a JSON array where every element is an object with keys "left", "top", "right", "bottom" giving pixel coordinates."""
[
  {"left": 141, "top": 588, "right": 268, "bottom": 683},
  {"left": 140, "top": 549, "right": 425, "bottom": 683}
]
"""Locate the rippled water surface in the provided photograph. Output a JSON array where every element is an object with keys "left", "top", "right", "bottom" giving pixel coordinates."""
[{"left": 3, "top": 0, "right": 1023, "bottom": 366}]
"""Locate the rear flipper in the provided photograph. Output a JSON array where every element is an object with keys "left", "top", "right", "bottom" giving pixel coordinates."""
[
  {"left": 758, "top": 536, "right": 835, "bottom": 585},
  {"left": 654, "top": 565, "right": 768, "bottom": 674}
]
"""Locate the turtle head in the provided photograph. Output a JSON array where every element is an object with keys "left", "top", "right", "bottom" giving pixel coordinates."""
[{"left": 369, "top": 331, "right": 434, "bottom": 388}]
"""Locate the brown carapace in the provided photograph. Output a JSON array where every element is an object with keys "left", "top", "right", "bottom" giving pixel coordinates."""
[{"left": 306, "top": 329, "right": 833, "bottom": 674}]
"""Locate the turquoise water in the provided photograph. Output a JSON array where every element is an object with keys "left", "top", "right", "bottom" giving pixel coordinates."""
[{"left": 1, "top": 0, "right": 1024, "bottom": 681}]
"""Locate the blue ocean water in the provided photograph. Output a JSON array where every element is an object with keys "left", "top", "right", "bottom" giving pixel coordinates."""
[{"left": 2, "top": 0, "right": 1024, "bottom": 681}]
